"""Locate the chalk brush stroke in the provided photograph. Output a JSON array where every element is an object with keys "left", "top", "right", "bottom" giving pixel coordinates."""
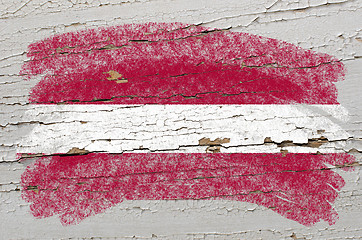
[
  {"left": 21, "top": 153, "right": 355, "bottom": 226},
  {"left": 20, "top": 22, "right": 344, "bottom": 104}
]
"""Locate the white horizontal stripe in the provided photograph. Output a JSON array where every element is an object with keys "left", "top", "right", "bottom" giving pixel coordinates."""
[{"left": 19, "top": 105, "right": 351, "bottom": 154}]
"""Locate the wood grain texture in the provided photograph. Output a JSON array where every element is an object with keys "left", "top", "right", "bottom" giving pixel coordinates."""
[{"left": 0, "top": 0, "right": 361, "bottom": 239}]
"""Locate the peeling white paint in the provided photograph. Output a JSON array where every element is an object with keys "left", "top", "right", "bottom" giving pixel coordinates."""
[{"left": 14, "top": 105, "right": 352, "bottom": 155}]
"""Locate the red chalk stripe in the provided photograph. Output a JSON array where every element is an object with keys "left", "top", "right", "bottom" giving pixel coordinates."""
[
  {"left": 20, "top": 23, "right": 344, "bottom": 104},
  {"left": 21, "top": 153, "right": 355, "bottom": 225}
]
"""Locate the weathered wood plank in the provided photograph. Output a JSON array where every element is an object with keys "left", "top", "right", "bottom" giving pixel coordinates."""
[{"left": 0, "top": 0, "right": 361, "bottom": 239}]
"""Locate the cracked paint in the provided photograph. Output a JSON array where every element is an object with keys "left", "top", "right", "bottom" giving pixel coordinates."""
[
  {"left": 16, "top": 105, "right": 353, "bottom": 154},
  {"left": 13, "top": 23, "right": 359, "bottom": 228},
  {"left": 1, "top": 0, "right": 361, "bottom": 239}
]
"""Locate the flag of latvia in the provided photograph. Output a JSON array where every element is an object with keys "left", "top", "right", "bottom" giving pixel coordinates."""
[{"left": 19, "top": 22, "right": 356, "bottom": 226}]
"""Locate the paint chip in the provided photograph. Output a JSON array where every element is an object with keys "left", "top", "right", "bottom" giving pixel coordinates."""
[
  {"left": 206, "top": 146, "right": 221, "bottom": 153},
  {"left": 199, "top": 137, "right": 230, "bottom": 146},
  {"left": 66, "top": 147, "right": 89, "bottom": 155},
  {"left": 103, "top": 70, "right": 128, "bottom": 83}
]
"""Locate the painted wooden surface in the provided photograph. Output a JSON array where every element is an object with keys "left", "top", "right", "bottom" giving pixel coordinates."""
[{"left": 1, "top": 0, "right": 361, "bottom": 239}]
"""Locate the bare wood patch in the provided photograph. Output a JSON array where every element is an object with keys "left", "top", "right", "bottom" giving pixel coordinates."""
[
  {"left": 103, "top": 70, "right": 128, "bottom": 83},
  {"left": 66, "top": 147, "right": 89, "bottom": 155},
  {"left": 199, "top": 137, "right": 230, "bottom": 146}
]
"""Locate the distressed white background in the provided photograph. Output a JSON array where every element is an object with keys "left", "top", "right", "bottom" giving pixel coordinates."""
[{"left": 1, "top": 0, "right": 362, "bottom": 239}]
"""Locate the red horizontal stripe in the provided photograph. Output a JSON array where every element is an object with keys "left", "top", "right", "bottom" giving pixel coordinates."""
[
  {"left": 20, "top": 23, "right": 344, "bottom": 104},
  {"left": 21, "top": 153, "right": 355, "bottom": 225}
]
